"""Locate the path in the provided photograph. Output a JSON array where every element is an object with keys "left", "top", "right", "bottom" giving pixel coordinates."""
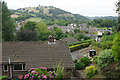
[{"left": 70, "top": 47, "right": 91, "bottom": 60}]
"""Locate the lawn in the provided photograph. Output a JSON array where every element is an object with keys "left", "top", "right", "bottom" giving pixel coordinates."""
[{"left": 26, "top": 18, "right": 42, "bottom": 22}]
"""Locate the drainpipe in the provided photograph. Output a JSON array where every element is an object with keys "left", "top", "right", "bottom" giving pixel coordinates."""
[{"left": 8, "top": 58, "right": 12, "bottom": 79}]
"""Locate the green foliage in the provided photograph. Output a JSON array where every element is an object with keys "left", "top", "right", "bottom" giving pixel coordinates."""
[
  {"left": 93, "top": 19, "right": 117, "bottom": 28},
  {"left": 80, "top": 57, "right": 92, "bottom": 66},
  {"left": 53, "top": 62, "right": 68, "bottom": 79},
  {"left": 93, "top": 56, "right": 98, "bottom": 64},
  {"left": 12, "top": 6, "right": 88, "bottom": 25},
  {"left": 70, "top": 42, "right": 90, "bottom": 52},
  {"left": 69, "top": 39, "right": 91, "bottom": 46},
  {"left": 49, "top": 27, "right": 64, "bottom": 40},
  {"left": 100, "top": 41, "right": 113, "bottom": 50},
  {"left": 2, "top": 1, "right": 15, "bottom": 41},
  {"left": 15, "top": 13, "right": 34, "bottom": 21},
  {"left": 24, "top": 21, "right": 36, "bottom": 31},
  {"left": 85, "top": 66, "right": 98, "bottom": 78},
  {"left": 93, "top": 33, "right": 116, "bottom": 50},
  {"left": 102, "top": 62, "right": 120, "bottom": 78},
  {"left": 75, "top": 61, "right": 85, "bottom": 70},
  {"left": 74, "top": 29, "right": 80, "bottom": 33},
  {"left": 112, "top": 32, "right": 120, "bottom": 62},
  {"left": 16, "top": 30, "right": 37, "bottom": 41},
  {"left": 24, "top": 67, "right": 54, "bottom": 80},
  {"left": 0, "top": 76, "right": 7, "bottom": 80},
  {"left": 117, "top": 17, "right": 120, "bottom": 32},
  {"left": 97, "top": 49, "right": 114, "bottom": 70},
  {"left": 74, "top": 59, "right": 78, "bottom": 63},
  {"left": 74, "top": 33, "right": 90, "bottom": 41},
  {"left": 36, "top": 21, "right": 49, "bottom": 41}
]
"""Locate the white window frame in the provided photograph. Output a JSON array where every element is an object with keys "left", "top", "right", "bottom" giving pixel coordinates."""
[
  {"left": 3, "top": 64, "right": 8, "bottom": 72},
  {"left": 13, "top": 64, "right": 25, "bottom": 71}
]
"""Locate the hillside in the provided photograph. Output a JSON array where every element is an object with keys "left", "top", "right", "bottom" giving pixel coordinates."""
[
  {"left": 88, "top": 16, "right": 118, "bottom": 20},
  {"left": 10, "top": 5, "right": 88, "bottom": 22}
]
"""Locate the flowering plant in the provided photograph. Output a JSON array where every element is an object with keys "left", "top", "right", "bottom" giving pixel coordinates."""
[{"left": 24, "top": 67, "right": 54, "bottom": 80}]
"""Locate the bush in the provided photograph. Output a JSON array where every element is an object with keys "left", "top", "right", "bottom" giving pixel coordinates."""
[
  {"left": 74, "top": 59, "right": 78, "bottom": 63},
  {"left": 0, "top": 76, "right": 7, "bottom": 80},
  {"left": 24, "top": 67, "right": 55, "bottom": 80},
  {"left": 85, "top": 66, "right": 98, "bottom": 78},
  {"left": 97, "top": 49, "right": 114, "bottom": 70},
  {"left": 80, "top": 57, "right": 92, "bottom": 67},
  {"left": 93, "top": 56, "right": 98, "bottom": 64},
  {"left": 70, "top": 42, "right": 90, "bottom": 52},
  {"left": 100, "top": 41, "right": 113, "bottom": 50},
  {"left": 69, "top": 39, "right": 91, "bottom": 46},
  {"left": 53, "top": 62, "right": 68, "bottom": 79},
  {"left": 75, "top": 61, "right": 85, "bottom": 70},
  {"left": 112, "top": 32, "right": 120, "bottom": 61}
]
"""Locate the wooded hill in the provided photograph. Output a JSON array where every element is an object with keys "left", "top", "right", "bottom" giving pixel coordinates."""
[{"left": 10, "top": 5, "right": 88, "bottom": 22}]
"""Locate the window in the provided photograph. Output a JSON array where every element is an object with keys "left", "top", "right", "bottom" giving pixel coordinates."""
[
  {"left": 3, "top": 65, "right": 8, "bottom": 71},
  {"left": 13, "top": 64, "right": 25, "bottom": 71}
]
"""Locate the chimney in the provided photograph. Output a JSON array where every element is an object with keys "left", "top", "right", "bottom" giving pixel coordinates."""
[
  {"left": 48, "top": 35, "right": 56, "bottom": 44},
  {"left": 49, "top": 35, "right": 54, "bottom": 42}
]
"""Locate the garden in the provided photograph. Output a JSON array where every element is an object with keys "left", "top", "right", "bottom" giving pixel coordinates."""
[{"left": 73, "top": 32, "right": 120, "bottom": 79}]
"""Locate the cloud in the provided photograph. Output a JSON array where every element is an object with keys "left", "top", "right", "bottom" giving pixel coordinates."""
[{"left": 4, "top": 0, "right": 118, "bottom": 17}]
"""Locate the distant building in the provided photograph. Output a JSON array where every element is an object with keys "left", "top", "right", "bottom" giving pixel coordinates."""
[{"left": 62, "top": 37, "right": 79, "bottom": 44}]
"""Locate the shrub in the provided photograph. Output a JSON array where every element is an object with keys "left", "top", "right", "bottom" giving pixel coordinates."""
[
  {"left": 85, "top": 66, "right": 98, "bottom": 78},
  {"left": 97, "top": 49, "right": 114, "bottom": 70},
  {"left": 112, "top": 32, "right": 120, "bottom": 62},
  {"left": 70, "top": 42, "right": 90, "bottom": 52},
  {"left": 69, "top": 39, "right": 91, "bottom": 46},
  {"left": 75, "top": 61, "right": 85, "bottom": 70},
  {"left": 53, "top": 62, "right": 68, "bottom": 79},
  {"left": 80, "top": 57, "right": 92, "bottom": 67},
  {"left": 74, "top": 59, "right": 78, "bottom": 63},
  {"left": 24, "top": 67, "right": 54, "bottom": 80},
  {"left": 0, "top": 76, "right": 7, "bottom": 80},
  {"left": 93, "top": 56, "right": 98, "bottom": 64}
]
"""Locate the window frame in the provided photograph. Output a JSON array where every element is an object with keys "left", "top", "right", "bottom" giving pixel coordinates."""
[
  {"left": 13, "top": 64, "right": 25, "bottom": 71},
  {"left": 3, "top": 64, "right": 8, "bottom": 72}
]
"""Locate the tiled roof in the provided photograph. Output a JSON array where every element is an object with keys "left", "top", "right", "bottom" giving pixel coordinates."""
[{"left": 2, "top": 41, "right": 74, "bottom": 70}]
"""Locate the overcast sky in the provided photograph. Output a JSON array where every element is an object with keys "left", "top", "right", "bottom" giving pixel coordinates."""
[{"left": 3, "top": 0, "right": 118, "bottom": 17}]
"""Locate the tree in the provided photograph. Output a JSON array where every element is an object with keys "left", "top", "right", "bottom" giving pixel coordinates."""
[
  {"left": 24, "top": 21, "right": 36, "bottom": 31},
  {"left": 117, "top": 17, "right": 120, "bottom": 32},
  {"left": 2, "top": 1, "right": 15, "bottom": 41},
  {"left": 16, "top": 30, "right": 37, "bottom": 41},
  {"left": 74, "top": 29, "right": 80, "bottom": 33},
  {"left": 36, "top": 21, "right": 48, "bottom": 41},
  {"left": 49, "top": 27, "right": 64, "bottom": 40},
  {"left": 112, "top": 32, "right": 120, "bottom": 62},
  {"left": 97, "top": 49, "right": 114, "bottom": 70}
]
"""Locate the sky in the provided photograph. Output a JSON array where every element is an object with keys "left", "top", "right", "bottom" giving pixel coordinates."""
[{"left": 3, "top": 0, "right": 118, "bottom": 17}]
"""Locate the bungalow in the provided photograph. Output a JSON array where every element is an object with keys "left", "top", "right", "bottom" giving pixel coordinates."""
[{"left": 2, "top": 37, "right": 74, "bottom": 79}]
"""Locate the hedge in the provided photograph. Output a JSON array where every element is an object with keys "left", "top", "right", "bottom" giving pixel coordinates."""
[
  {"left": 69, "top": 39, "right": 91, "bottom": 46},
  {"left": 70, "top": 42, "right": 90, "bottom": 52}
]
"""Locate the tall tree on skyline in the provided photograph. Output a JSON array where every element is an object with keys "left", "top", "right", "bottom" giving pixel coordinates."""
[{"left": 2, "top": 1, "right": 15, "bottom": 41}]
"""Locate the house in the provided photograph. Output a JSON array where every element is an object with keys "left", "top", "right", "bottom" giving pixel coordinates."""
[
  {"left": 62, "top": 37, "right": 79, "bottom": 44},
  {"left": 2, "top": 37, "right": 74, "bottom": 79}
]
